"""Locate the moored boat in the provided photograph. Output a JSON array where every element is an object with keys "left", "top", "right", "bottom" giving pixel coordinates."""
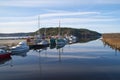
[
  {"left": 0, "top": 49, "right": 11, "bottom": 59},
  {"left": 10, "top": 41, "right": 29, "bottom": 54}
]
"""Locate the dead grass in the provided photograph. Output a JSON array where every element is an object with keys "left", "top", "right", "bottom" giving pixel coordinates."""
[{"left": 0, "top": 39, "right": 26, "bottom": 47}]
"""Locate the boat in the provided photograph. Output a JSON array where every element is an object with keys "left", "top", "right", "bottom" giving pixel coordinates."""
[
  {"left": 49, "top": 37, "right": 56, "bottom": 46},
  {"left": 56, "top": 38, "right": 66, "bottom": 46},
  {"left": 55, "top": 20, "right": 66, "bottom": 46},
  {"left": 38, "top": 39, "right": 49, "bottom": 46},
  {"left": 10, "top": 41, "right": 29, "bottom": 54},
  {"left": 49, "top": 38, "right": 56, "bottom": 49},
  {"left": 68, "top": 35, "right": 77, "bottom": 44},
  {"left": 0, "top": 49, "right": 11, "bottom": 59},
  {"left": 27, "top": 16, "right": 49, "bottom": 49}
]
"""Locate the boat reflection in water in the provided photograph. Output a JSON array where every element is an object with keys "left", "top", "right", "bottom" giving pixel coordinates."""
[
  {"left": 11, "top": 51, "right": 28, "bottom": 57},
  {"left": 56, "top": 45, "right": 64, "bottom": 62},
  {"left": 0, "top": 56, "right": 12, "bottom": 67}
]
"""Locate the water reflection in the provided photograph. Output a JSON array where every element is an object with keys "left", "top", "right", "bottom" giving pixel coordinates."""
[
  {"left": 3, "top": 37, "right": 120, "bottom": 80},
  {"left": 49, "top": 44, "right": 56, "bottom": 49},
  {"left": 11, "top": 49, "right": 29, "bottom": 57},
  {"left": 0, "top": 56, "right": 12, "bottom": 67},
  {"left": 56, "top": 45, "right": 64, "bottom": 62},
  {"left": 11, "top": 52, "right": 28, "bottom": 57},
  {"left": 78, "top": 37, "right": 100, "bottom": 43}
]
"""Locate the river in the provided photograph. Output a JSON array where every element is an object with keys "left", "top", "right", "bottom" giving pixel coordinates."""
[{"left": 0, "top": 39, "right": 120, "bottom": 80}]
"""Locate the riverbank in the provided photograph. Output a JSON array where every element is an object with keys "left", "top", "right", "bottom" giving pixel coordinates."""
[
  {"left": 0, "top": 39, "right": 26, "bottom": 47},
  {"left": 102, "top": 33, "right": 120, "bottom": 51}
]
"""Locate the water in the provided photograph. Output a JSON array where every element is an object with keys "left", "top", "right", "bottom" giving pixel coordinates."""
[{"left": 0, "top": 39, "right": 120, "bottom": 80}]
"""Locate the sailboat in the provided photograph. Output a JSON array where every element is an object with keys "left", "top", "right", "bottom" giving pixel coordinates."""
[
  {"left": 55, "top": 20, "right": 66, "bottom": 46},
  {"left": 27, "top": 16, "right": 49, "bottom": 50}
]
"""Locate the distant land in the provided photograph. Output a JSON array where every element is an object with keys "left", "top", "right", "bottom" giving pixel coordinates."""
[
  {"left": 34, "top": 27, "right": 101, "bottom": 38},
  {"left": 0, "top": 32, "right": 32, "bottom": 37},
  {"left": 102, "top": 33, "right": 120, "bottom": 38},
  {"left": 0, "top": 27, "right": 101, "bottom": 39}
]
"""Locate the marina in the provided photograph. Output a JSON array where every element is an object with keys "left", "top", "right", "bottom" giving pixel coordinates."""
[
  {"left": 0, "top": 37, "right": 120, "bottom": 80},
  {"left": 0, "top": 0, "right": 119, "bottom": 80}
]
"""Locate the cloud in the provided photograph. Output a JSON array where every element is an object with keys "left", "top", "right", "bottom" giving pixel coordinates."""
[
  {"left": 0, "top": 11, "right": 119, "bottom": 33},
  {"left": 0, "top": 0, "right": 120, "bottom": 7},
  {"left": 40, "top": 12, "right": 101, "bottom": 18},
  {"left": 0, "top": 17, "right": 118, "bottom": 33},
  {"left": 0, "top": 11, "right": 101, "bottom": 22},
  {"left": 0, "top": 21, "right": 38, "bottom": 33}
]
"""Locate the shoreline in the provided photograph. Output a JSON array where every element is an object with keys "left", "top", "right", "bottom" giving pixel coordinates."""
[{"left": 0, "top": 39, "right": 26, "bottom": 47}]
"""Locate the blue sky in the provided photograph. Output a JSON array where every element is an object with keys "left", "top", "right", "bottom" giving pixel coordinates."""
[{"left": 0, "top": 0, "right": 120, "bottom": 33}]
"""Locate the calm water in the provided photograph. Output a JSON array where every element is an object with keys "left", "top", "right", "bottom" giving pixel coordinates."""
[{"left": 0, "top": 39, "right": 120, "bottom": 80}]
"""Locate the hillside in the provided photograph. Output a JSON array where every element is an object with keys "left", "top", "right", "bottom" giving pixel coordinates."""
[{"left": 34, "top": 27, "right": 101, "bottom": 39}]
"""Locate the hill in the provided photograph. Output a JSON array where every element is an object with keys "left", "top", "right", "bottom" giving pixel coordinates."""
[
  {"left": 33, "top": 27, "right": 101, "bottom": 39},
  {"left": 0, "top": 28, "right": 101, "bottom": 40}
]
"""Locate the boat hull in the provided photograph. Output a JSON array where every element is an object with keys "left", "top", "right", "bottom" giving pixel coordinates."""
[
  {"left": 0, "top": 53, "right": 11, "bottom": 59},
  {"left": 29, "top": 44, "right": 49, "bottom": 50}
]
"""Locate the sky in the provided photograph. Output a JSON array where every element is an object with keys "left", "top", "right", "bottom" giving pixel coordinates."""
[{"left": 0, "top": 0, "right": 120, "bottom": 33}]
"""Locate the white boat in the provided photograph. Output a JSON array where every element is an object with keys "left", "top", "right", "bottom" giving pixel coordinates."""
[
  {"left": 68, "top": 35, "right": 77, "bottom": 44},
  {"left": 10, "top": 41, "right": 29, "bottom": 53},
  {"left": 38, "top": 40, "right": 49, "bottom": 46}
]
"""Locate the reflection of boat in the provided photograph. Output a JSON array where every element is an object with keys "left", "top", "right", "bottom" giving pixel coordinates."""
[
  {"left": 11, "top": 52, "right": 27, "bottom": 57},
  {"left": 56, "top": 43, "right": 65, "bottom": 49},
  {"left": 0, "top": 49, "right": 11, "bottom": 59},
  {"left": 0, "top": 56, "right": 11, "bottom": 65},
  {"left": 10, "top": 41, "right": 29, "bottom": 54},
  {"left": 49, "top": 43, "right": 56, "bottom": 49},
  {"left": 29, "top": 43, "right": 49, "bottom": 50}
]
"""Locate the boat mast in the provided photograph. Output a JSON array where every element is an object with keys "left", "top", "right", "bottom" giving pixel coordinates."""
[
  {"left": 38, "top": 16, "right": 41, "bottom": 37},
  {"left": 58, "top": 20, "right": 61, "bottom": 37},
  {"left": 44, "top": 26, "right": 46, "bottom": 38}
]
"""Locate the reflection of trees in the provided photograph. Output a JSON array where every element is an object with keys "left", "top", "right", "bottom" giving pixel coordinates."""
[{"left": 78, "top": 37, "right": 100, "bottom": 43}]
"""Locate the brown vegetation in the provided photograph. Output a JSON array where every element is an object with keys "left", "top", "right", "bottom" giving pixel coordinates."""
[
  {"left": 102, "top": 33, "right": 120, "bottom": 51},
  {"left": 0, "top": 39, "right": 26, "bottom": 47}
]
